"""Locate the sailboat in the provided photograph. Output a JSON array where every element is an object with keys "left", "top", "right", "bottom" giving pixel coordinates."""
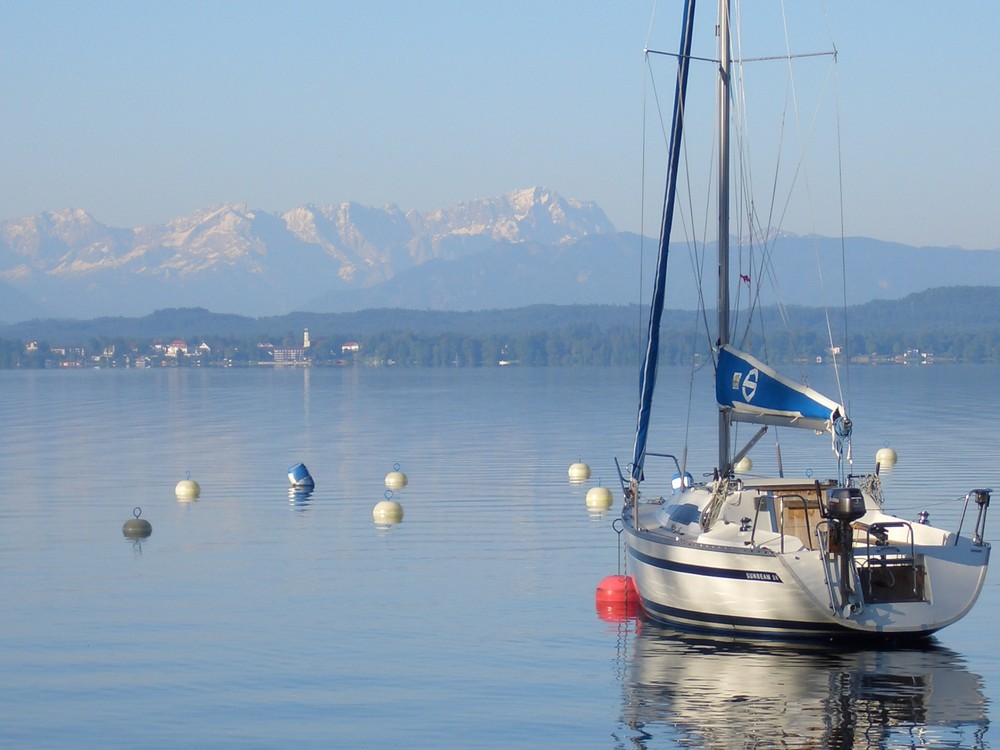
[{"left": 617, "top": 0, "right": 991, "bottom": 639}]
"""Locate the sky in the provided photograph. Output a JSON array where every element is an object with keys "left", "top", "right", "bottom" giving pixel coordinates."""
[{"left": 1, "top": 1, "right": 997, "bottom": 250}]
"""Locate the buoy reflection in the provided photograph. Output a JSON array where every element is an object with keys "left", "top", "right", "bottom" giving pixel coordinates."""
[{"left": 288, "top": 486, "right": 314, "bottom": 509}]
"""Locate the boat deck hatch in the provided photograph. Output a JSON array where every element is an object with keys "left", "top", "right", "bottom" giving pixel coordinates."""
[{"left": 666, "top": 503, "right": 701, "bottom": 526}]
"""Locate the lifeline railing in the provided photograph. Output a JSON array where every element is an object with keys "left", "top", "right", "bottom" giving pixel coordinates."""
[{"left": 955, "top": 489, "right": 991, "bottom": 546}]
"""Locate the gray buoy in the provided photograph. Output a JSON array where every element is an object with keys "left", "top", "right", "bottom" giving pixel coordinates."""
[{"left": 122, "top": 507, "right": 152, "bottom": 539}]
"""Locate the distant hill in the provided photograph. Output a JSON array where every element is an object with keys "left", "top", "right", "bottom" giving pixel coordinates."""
[
  {"left": 3, "top": 287, "right": 1000, "bottom": 349},
  {"left": 2, "top": 189, "right": 1000, "bottom": 324},
  {"left": 0, "top": 304, "right": 644, "bottom": 342}
]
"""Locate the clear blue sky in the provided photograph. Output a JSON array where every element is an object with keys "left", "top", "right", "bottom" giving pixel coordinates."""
[{"left": 1, "top": 1, "right": 997, "bottom": 250}]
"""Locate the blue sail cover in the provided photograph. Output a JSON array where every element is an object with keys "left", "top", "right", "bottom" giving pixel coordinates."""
[{"left": 716, "top": 345, "right": 846, "bottom": 433}]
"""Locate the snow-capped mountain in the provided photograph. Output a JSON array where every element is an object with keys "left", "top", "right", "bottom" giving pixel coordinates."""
[
  {"left": 4, "top": 187, "right": 1000, "bottom": 324},
  {"left": 0, "top": 188, "right": 617, "bottom": 321}
]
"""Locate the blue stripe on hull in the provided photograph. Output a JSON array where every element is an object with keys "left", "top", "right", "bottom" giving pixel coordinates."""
[
  {"left": 629, "top": 547, "right": 783, "bottom": 583},
  {"left": 627, "top": 546, "right": 940, "bottom": 641},
  {"left": 639, "top": 596, "right": 848, "bottom": 636}
]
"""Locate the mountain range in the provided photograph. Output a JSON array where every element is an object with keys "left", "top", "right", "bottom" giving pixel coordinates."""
[{"left": 2, "top": 186, "right": 999, "bottom": 324}]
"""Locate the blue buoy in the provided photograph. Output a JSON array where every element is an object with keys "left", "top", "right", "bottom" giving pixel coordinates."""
[
  {"left": 288, "top": 462, "right": 315, "bottom": 488},
  {"left": 672, "top": 472, "right": 694, "bottom": 492}
]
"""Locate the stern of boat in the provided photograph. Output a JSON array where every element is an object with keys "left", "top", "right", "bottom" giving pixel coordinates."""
[{"left": 619, "top": 477, "right": 991, "bottom": 638}]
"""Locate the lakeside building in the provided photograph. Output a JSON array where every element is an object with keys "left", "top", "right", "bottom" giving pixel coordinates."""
[{"left": 269, "top": 329, "right": 311, "bottom": 367}]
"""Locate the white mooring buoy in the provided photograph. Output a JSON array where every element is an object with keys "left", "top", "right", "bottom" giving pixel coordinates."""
[
  {"left": 568, "top": 462, "right": 591, "bottom": 482},
  {"left": 734, "top": 456, "right": 753, "bottom": 474},
  {"left": 876, "top": 446, "right": 898, "bottom": 467},
  {"left": 385, "top": 463, "right": 408, "bottom": 489},
  {"left": 373, "top": 490, "right": 404, "bottom": 524},
  {"left": 585, "top": 485, "right": 613, "bottom": 511},
  {"left": 175, "top": 474, "right": 201, "bottom": 501}
]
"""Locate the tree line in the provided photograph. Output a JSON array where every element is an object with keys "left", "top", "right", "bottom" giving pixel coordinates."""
[
  {"left": 4, "top": 287, "right": 1000, "bottom": 368},
  {"left": 2, "top": 323, "right": 1000, "bottom": 369}
]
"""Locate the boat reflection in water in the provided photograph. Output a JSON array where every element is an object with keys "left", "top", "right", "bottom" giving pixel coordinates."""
[{"left": 619, "top": 621, "right": 989, "bottom": 749}]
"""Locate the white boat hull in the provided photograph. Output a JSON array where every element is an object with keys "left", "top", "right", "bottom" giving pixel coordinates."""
[{"left": 623, "top": 487, "right": 991, "bottom": 639}]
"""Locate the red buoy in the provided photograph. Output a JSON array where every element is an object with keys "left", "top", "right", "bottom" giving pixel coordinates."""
[{"left": 595, "top": 574, "right": 640, "bottom": 621}]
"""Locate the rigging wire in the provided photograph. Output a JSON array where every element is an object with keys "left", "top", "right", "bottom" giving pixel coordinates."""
[
  {"left": 822, "top": 2, "right": 854, "bottom": 461},
  {"left": 638, "top": 56, "right": 650, "bottom": 340},
  {"left": 728, "top": 0, "right": 847, "bottom": 466},
  {"left": 640, "top": 0, "right": 848, "bottom": 474},
  {"left": 643, "top": 4, "right": 719, "bottom": 469},
  {"left": 637, "top": 0, "right": 666, "bottom": 341}
]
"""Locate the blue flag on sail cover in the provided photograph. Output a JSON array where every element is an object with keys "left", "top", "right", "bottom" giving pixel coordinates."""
[{"left": 716, "top": 345, "right": 846, "bottom": 433}]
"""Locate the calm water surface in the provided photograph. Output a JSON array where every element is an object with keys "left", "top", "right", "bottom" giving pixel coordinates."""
[{"left": 1, "top": 365, "right": 997, "bottom": 748}]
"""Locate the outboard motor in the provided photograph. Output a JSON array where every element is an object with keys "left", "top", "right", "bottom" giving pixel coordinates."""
[
  {"left": 825, "top": 487, "right": 866, "bottom": 611},
  {"left": 827, "top": 485, "right": 866, "bottom": 518}
]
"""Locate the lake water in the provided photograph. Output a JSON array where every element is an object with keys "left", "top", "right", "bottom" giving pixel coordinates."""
[{"left": 1, "top": 364, "right": 997, "bottom": 749}]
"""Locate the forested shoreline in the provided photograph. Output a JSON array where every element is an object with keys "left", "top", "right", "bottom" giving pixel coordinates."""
[{"left": 2, "top": 286, "right": 1000, "bottom": 368}]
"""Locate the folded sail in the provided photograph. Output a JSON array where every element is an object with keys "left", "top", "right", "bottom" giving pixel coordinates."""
[
  {"left": 629, "top": 0, "right": 698, "bottom": 484},
  {"left": 716, "top": 345, "right": 846, "bottom": 433}
]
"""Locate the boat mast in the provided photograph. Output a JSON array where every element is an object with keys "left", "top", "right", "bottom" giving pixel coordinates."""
[
  {"left": 716, "top": 0, "right": 732, "bottom": 475},
  {"left": 628, "top": 0, "right": 697, "bottom": 485}
]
